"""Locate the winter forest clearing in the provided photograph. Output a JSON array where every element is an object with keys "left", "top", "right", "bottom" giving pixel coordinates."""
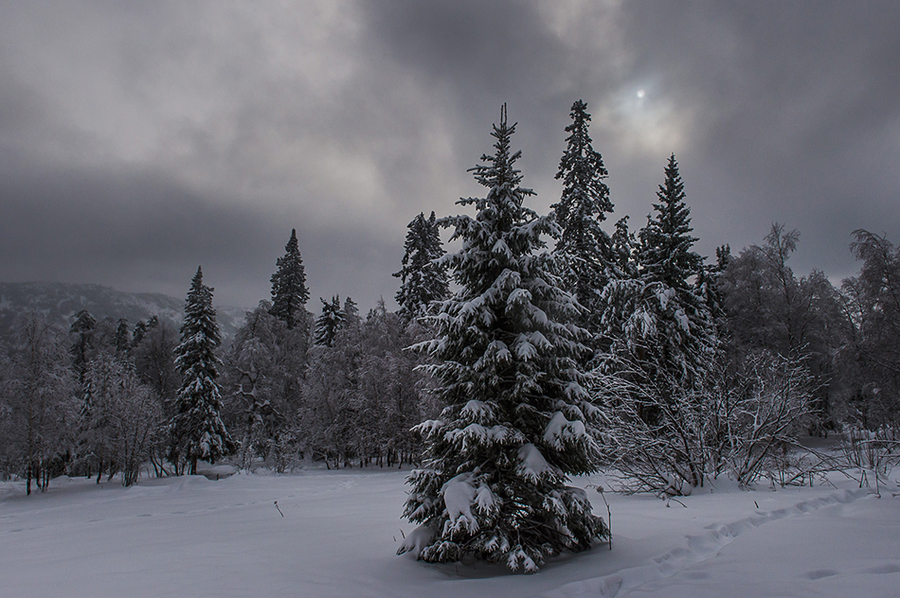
[
  {"left": 1, "top": 463, "right": 899, "bottom": 598},
  {"left": 2, "top": 96, "right": 899, "bottom": 594},
  {"left": 2, "top": 1, "right": 900, "bottom": 595}
]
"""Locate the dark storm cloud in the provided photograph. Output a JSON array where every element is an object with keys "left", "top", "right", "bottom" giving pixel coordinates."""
[
  {"left": 357, "top": 0, "right": 608, "bottom": 192},
  {"left": 364, "top": 1, "right": 900, "bottom": 279},
  {"left": 0, "top": 1, "right": 413, "bottom": 308},
  {"left": 1, "top": 1, "right": 898, "bottom": 312},
  {"left": 362, "top": 0, "right": 567, "bottom": 102}
]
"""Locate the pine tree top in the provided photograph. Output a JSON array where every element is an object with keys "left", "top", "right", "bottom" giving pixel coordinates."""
[
  {"left": 175, "top": 266, "right": 221, "bottom": 377},
  {"left": 553, "top": 99, "right": 612, "bottom": 223},
  {"left": 444, "top": 104, "right": 551, "bottom": 293},
  {"left": 270, "top": 228, "right": 309, "bottom": 329},
  {"left": 421, "top": 103, "right": 589, "bottom": 432},
  {"left": 70, "top": 309, "right": 96, "bottom": 334},
  {"left": 394, "top": 211, "right": 449, "bottom": 320},
  {"left": 552, "top": 99, "right": 616, "bottom": 310},
  {"left": 314, "top": 295, "right": 346, "bottom": 347},
  {"left": 639, "top": 154, "right": 703, "bottom": 289}
]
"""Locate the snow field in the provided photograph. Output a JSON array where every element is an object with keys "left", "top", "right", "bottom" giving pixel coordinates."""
[{"left": 1, "top": 469, "right": 898, "bottom": 598}]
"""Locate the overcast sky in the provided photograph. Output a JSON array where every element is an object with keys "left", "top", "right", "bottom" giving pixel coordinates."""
[{"left": 1, "top": 1, "right": 898, "bottom": 310}]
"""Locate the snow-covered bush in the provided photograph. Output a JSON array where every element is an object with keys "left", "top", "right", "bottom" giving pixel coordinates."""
[
  {"left": 837, "top": 424, "right": 900, "bottom": 494},
  {"left": 709, "top": 351, "right": 813, "bottom": 486},
  {"left": 79, "top": 355, "right": 163, "bottom": 486},
  {"left": 594, "top": 350, "right": 813, "bottom": 493}
]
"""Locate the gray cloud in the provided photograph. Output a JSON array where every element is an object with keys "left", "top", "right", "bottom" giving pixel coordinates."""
[
  {"left": 0, "top": 161, "right": 401, "bottom": 309},
  {"left": 611, "top": 1, "right": 900, "bottom": 276},
  {"left": 1, "top": 1, "right": 898, "bottom": 312}
]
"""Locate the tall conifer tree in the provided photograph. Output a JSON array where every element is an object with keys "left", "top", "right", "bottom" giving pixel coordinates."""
[
  {"left": 605, "top": 155, "right": 715, "bottom": 387},
  {"left": 399, "top": 105, "right": 607, "bottom": 573},
  {"left": 69, "top": 309, "right": 97, "bottom": 386},
  {"left": 552, "top": 100, "right": 615, "bottom": 317},
  {"left": 394, "top": 211, "right": 449, "bottom": 321},
  {"left": 597, "top": 155, "right": 718, "bottom": 491},
  {"left": 639, "top": 155, "right": 703, "bottom": 290},
  {"left": 270, "top": 229, "right": 309, "bottom": 330},
  {"left": 169, "top": 267, "right": 234, "bottom": 475}
]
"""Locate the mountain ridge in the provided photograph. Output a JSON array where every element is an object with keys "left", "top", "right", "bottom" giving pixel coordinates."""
[{"left": 0, "top": 281, "right": 247, "bottom": 340}]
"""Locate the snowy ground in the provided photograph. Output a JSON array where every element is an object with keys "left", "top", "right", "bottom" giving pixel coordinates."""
[{"left": 1, "top": 464, "right": 899, "bottom": 598}]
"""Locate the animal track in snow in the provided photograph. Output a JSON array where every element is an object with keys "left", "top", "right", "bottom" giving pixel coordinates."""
[{"left": 541, "top": 488, "right": 868, "bottom": 598}]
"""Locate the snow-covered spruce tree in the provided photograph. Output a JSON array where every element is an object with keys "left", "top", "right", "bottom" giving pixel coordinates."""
[
  {"left": 314, "top": 295, "right": 346, "bottom": 347},
  {"left": 632, "top": 154, "right": 715, "bottom": 391},
  {"left": 552, "top": 100, "right": 615, "bottom": 336},
  {"left": 394, "top": 211, "right": 449, "bottom": 322},
  {"left": 168, "top": 267, "right": 234, "bottom": 476},
  {"left": 694, "top": 244, "right": 731, "bottom": 340},
  {"left": 639, "top": 156, "right": 703, "bottom": 289},
  {"left": 399, "top": 105, "right": 607, "bottom": 573},
  {"left": 270, "top": 228, "right": 309, "bottom": 330},
  {"left": 596, "top": 155, "right": 718, "bottom": 493},
  {"left": 343, "top": 296, "right": 359, "bottom": 325},
  {"left": 69, "top": 309, "right": 97, "bottom": 387},
  {"left": 114, "top": 318, "right": 131, "bottom": 355}
]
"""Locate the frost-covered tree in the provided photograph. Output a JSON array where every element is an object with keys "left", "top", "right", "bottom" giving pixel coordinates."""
[
  {"left": 343, "top": 296, "right": 359, "bottom": 325},
  {"left": 695, "top": 244, "right": 731, "bottom": 339},
  {"left": 639, "top": 155, "right": 703, "bottom": 291},
  {"left": 132, "top": 317, "right": 179, "bottom": 413},
  {"left": 114, "top": 318, "right": 131, "bottom": 355},
  {"left": 130, "top": 317, "right": 180, "bottom": 475},
  {"left": 132, "top": 319, "right": 148, "bottom": 348},
  {"left": 168, "top": 267, "right": 234, "bottom": 475},
  {"left": 593, "top": 348, "right": 813, "bottom": 493},
  {"left": 223, "top": 301, "right": 309, "bottom": 471},
  {"left": 399, "top": 106, "right": 607, "bottom": 573},
  {"left": 602, "top": 155, "right": 715, "bottom": 392},
  {"left": 270, "top": 229, "right": 309, "bottom": 330},
  {"left": 394, "top": 211, "right": 449, "bottom": 322},
  {"left": 301, "top": 299, "right": 429, "bottom": 469},
  {"left": 224, "top": 304, "right": 284, "bottom": 469},
  {"left": 1, "top": 312, "right": 76, "bottom": 494},
  {"left": 69, "top": 310, "right": 97, "bottom": 386},
  {"left": 79, "top": 355, "right": 162, "bottom": 486},
  {"left": 314, "top": 296, "right": 346, "bottom": 347},
  {"left": 635, "top": 155, "right": 714, "bottom": 383},
  {"left": 357, "top": 300, "right": 429, "bottom": 466},
  {"left": 610, "top": 215, "right": 639, "bottom": 279},
  {"left": 719, "top": 224, "right": 844, "bottom": 432},
  {"left": 836, "top": 230, "right": 900, "bottom": 427},
  {"left": 552, "top": 100, "right": 614, "bottom": 325},
  {"left": 721, "top": 224, "right": 842, "bottom": 361},
  {"left": 302, "top": 310, "right": 366, "bottom": 467}
]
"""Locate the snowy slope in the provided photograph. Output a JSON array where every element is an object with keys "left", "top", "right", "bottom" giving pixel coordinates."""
[{"left": 0, "top": 469, "right": 898, "bottom": 598}]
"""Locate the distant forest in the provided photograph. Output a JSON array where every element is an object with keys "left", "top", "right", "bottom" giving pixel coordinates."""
[{"left": 1, "top": 100, "right": 897, "bottom": 508}]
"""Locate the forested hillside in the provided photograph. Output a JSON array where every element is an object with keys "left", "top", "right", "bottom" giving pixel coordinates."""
[{"left": 0, "top": 282, "right": 244, "bottom": 339}]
